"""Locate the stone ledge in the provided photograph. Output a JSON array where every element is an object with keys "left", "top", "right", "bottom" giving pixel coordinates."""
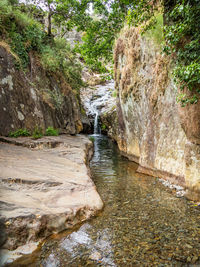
[
  {"left": 0, "top": 135, "right": 103, "bottom": 265},
  {"left": 137, "top": 165, "right": 186, "bottom": 187}
]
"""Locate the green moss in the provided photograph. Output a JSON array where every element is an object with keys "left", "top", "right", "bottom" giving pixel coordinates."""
[{"left": 81, "top": 107, "right": 86, "bottom": 115}]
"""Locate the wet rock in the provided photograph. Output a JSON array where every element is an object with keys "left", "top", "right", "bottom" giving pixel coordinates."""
[
  {"left": 80, "top": 81, "right": 116, "bottom": 135},
  {"left": 80, "top": 113, "right": 93, "bottom": 134}
]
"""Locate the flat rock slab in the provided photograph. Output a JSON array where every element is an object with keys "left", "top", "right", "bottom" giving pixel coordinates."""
[{"left": 0, "top": 135, "right": 103, "bottom": 255}]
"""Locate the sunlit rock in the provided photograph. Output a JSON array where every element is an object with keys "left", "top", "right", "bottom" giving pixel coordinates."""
[{"left": 112, "top": 27, "right": 200, "bottom": 200}]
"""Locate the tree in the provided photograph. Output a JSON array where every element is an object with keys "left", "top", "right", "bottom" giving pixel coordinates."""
[
  {"left": 76, "top": 0, "right": 157, "bottom": 72},
  {"left": 24, "top": 0, "right": 91, "bottom": 36}
]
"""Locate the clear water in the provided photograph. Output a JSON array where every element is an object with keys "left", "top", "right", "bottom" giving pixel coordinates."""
[{"left": 7, "top": 135, "right": 200, "bottom": 267}]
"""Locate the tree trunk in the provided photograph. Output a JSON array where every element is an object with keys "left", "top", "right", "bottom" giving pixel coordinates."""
[{"left": 47, "top": 3, "right": 52, "bottom": 36}]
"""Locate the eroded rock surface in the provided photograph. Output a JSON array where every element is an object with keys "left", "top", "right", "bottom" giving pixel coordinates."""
[
  {"left": 0, "top": 45, "right": 82, "bottom": 136},
  {"left": 112, "top": 27, "right": 200, "bottom": 200},
  {"left": 0, "top": 135, "right": 103, "bottom": 263}
]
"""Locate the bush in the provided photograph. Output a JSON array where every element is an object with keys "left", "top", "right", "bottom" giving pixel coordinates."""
[
  {"left": 0, "top": 2, "right": 84, "bottom": 91},
  {"left": 32, "top": 126, "right": 43, "bottom": 139},
  {"left": 101, "top": 124, "right": 107, "bottom": 130},
  {"left": 163, "top": 0, "right": 200, "bottom": 104},
  {"left": 41, "top": 45, "right": 60, "bottom": 72},
  {"left": 8, "top": 19, "right": 45, "bottom": 68},
  {"left": 89, "top": 136, "right": 95, "bottom": 142},
  {"left": 9, "top": 128, "right": 30, "bottom": 137},
  {"left": 0, "top": 0, "right": 46, "bottom": 66},
  {"left": 45, "top": 127, "right": 59, "bottom": 136},
  {"left": 0, "top": 0, "right": 12, "bottom": 16},
  {"left": 13, "top": 9, "right": 40, "bottom": 29},
  {"left": 41, "top": 38, "right": 84, "bottom": 90},
  {"left": 144, "top": 13, "right": 163, "bottom": 47}
]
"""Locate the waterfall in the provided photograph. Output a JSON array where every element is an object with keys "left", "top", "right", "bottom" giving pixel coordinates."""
[
  {"left": 94, "top": 112, "right": 101, "bottom": 135},
  {"left": 80, "top": 80, "right": 115, "bottom": 135}
]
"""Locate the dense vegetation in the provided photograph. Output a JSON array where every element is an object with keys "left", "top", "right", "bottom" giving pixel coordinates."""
[
  {"left": 0, "top": 0, "right": 199, "bottom": 103},
  {"left": 0, "top": 0, "right": 84, "bottom": 90},
  {"left": 76, "top": 0, "right": 158, "bottom": 72},
  {"left": 163, "top": 0, "right": 200, "bottom": 105}
]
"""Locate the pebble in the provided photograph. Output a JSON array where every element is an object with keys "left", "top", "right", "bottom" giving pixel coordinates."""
[{"left": 89, "top": 252, "right": 102, "bottom": 261}]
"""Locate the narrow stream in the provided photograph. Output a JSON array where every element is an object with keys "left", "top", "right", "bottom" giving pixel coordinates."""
[{"left": 8, "top": 135, "right": 200, "bottom": 266}]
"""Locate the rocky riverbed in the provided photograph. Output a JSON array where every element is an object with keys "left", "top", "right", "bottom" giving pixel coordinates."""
[
  {"left": 0, "top": 135, "right": 103, "bottom": 266},
  {"left": 8, "top": 135, "right": 200, "bottom": 267}
]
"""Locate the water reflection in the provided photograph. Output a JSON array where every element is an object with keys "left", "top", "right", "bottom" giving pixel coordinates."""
[
  {"left": 59, "top": 223, "right": 116, "bottom": 266},
  {"left": 43, "top": 254, "right": 60, "bottom": 267},
  {"left": 7, "top": 135, "right": 200, "bottom": 266}
]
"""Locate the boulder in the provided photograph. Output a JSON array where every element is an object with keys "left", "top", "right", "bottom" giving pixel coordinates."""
[{"left": 0, "top": 135, "right": 103, "bottom": 262}]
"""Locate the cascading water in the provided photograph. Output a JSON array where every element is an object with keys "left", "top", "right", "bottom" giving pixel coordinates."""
[
  {"left": 80, "top": 80, "right": 115, "bottom": 135},
  {"left": 94, "top": 112, "right": 101, "bottom": 135}
]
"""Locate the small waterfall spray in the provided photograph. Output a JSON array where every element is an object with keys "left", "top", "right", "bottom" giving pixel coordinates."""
[
  {"left": 81, "top": 80, "right": 115, "bottom": 135},
  {"left": 94, "top": 112, "right": 101, "bottom": 135}
]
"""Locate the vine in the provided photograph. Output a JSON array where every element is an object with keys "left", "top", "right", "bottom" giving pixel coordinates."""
[{"left": 163, "top": 0, "right": 200, "bottom": 106}]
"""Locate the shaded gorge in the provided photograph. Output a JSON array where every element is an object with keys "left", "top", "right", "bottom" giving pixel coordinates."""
[{"left": 7, "top": 135, "right": 200, "bottom": 266}]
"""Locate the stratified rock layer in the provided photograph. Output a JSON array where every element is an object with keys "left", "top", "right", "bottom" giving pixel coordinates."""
[
  {"left": 0, "top": 44, "right": 82, "bottom": 135},
  {"left": 0, "top": 135, "right": 103, "bottom": 253},
  {"left": 113, "top": 27, "right": 200, "bottom": 200}
]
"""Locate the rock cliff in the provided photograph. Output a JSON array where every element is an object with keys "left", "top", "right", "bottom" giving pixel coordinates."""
[
  {"left": 0, "top": 43, "right": 82, "bottom": 136},
  {"left": 113, "top": 27, "right": 200, "bottom": 200}
]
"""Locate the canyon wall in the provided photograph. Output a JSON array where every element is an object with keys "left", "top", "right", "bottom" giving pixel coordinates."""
[
  {"left": 113, "top": 27, "right": 200, "bottom": 200},
  {"left": 0, "top": 44, "right": 82, "bottom": 136}
]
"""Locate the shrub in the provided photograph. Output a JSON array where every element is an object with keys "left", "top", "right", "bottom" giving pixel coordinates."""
[
  {"left": 13, "top": 9, "right": 40, "bottom": 29},
  {"left": 163, "top": 0, "right": 200, "bottom": 104},
  {"left": 0, "top": 0, "right": 46, "bottom": 68},
  {"left": 9, "top": 21, "right": 45, "bottom": 68},
  {"left": 101, "top": 124, "right": 107, "bottom": 130},
  {"left": 144, "top": 13, "right": 164, "bottom": 47},
  {"left": 41, "top": 38, "right": 84, "bottom": 90},
  {"left": 32, "top": 126, "right": 43, "bottom": 139},
  {"left": 89, "top": 136, "right": 95, "bottom": 142},
  {"left": 45, "top": 127, "right": 59, "bottom": 136},
  {"left": 0, "top": 0, "right": 12, "bottom": 16},
  {"left": 0, "top": 2, "right": 84, "bottom": 91},
  {"left": 9, "top": 128, "right": 30, "bottom": 137}
]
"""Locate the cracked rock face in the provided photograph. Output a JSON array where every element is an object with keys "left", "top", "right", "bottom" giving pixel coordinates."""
[
  {"left": 0, "top": 135, "right": 103, "bottom": 256},
  {"left": 0, "top": 46, "right": 82, "bottom": 135},
  {"left": 113, "top": 27, "right": 200, "bottom": 200}
]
